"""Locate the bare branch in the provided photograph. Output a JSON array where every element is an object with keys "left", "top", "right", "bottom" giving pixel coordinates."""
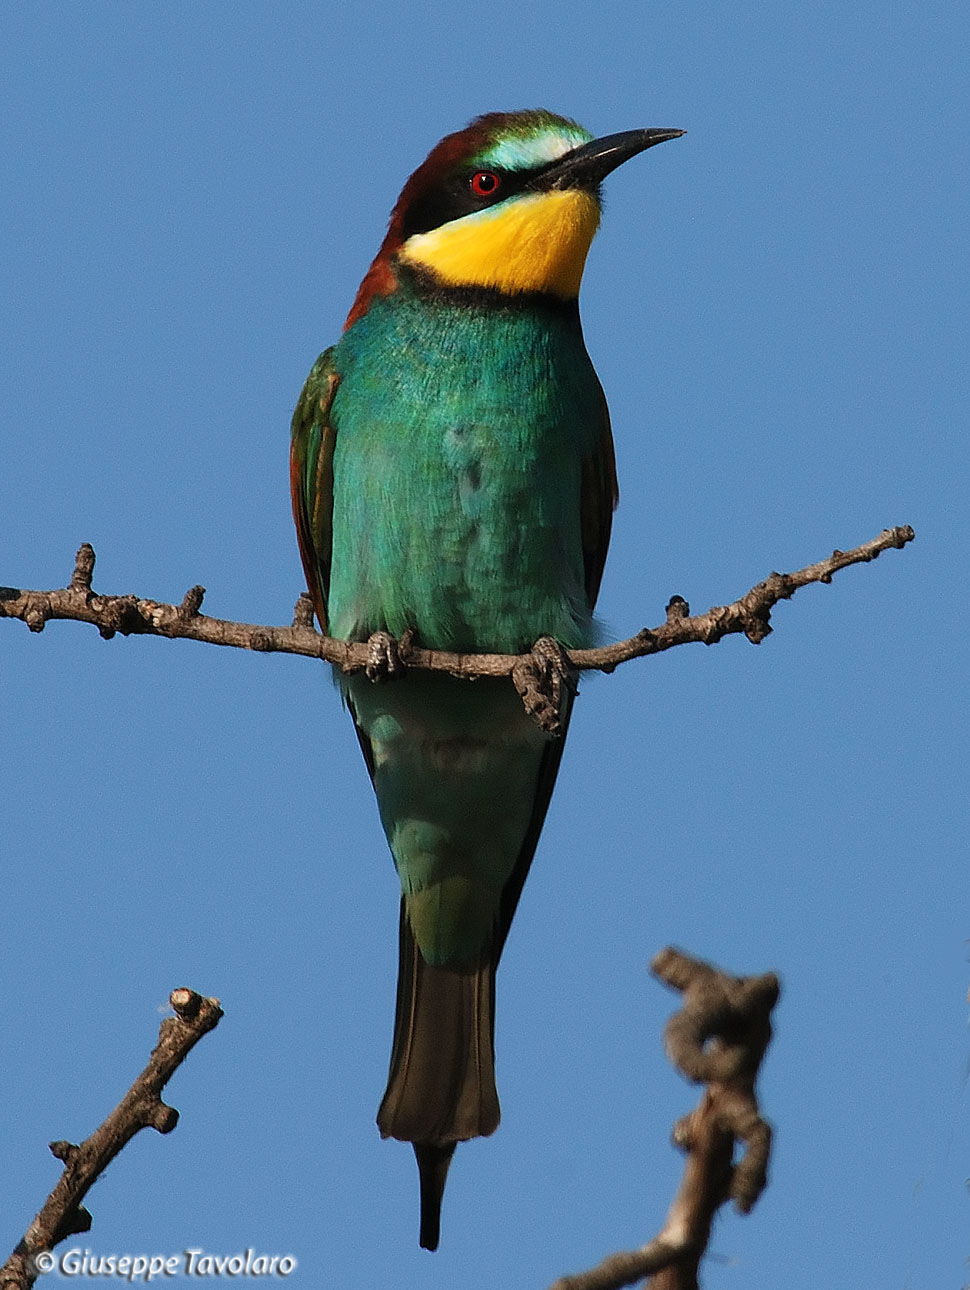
[
  {"left": 1, "top": 989, "right": 223, "bottom": 1290},
  {"left": 1, "top": 526, "right": 913, "bottom": 671},
  {"left": 549, "top": 949, "right": 779, "bottom": 1290}
]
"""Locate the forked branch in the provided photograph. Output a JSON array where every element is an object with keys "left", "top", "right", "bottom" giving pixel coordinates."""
[
  {"left": 1, "top": 990, "right": 223, "bottom": 1290},
  {"left": 549, "top": 949, "right": 779, "bottom": 1290}
]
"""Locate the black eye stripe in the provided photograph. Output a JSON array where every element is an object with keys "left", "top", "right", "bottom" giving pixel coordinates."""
[{"left": 399, "top": 166, "right": 534, "bottom": 241}]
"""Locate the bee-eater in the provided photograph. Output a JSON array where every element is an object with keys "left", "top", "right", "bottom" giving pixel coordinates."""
[{"left": 291, "top": 109, "right": 682, "bottom": 1249}]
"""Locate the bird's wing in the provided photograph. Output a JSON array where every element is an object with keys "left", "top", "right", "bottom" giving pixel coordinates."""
[
  {"left": 290, "top": 348, "right": 339, "bottom": 633},
  {"left": 580, "top": 384, "right": 619, "bottom": 609},
  {"left": 496, "top": 393, "right": 618, "bottom": 961},
  {"left": 291, "top": 349, "right": 380, "bottom": 779}
]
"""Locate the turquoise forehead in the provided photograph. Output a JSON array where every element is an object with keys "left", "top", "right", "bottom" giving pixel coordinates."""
[{"left": 472, "top": 123, "right": 593, "bottom": 172}]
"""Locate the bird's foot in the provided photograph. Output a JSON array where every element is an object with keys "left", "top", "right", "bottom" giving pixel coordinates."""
[
  {"left": 512, "top": 636, "right": 576, "bottom": 736},
  {"left": 364, "top": 629, "right": 412, "bottom": 682}
]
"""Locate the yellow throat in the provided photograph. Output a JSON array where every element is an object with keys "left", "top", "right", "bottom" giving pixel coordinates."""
[{"left": 398, "top": 188, "right": 601, "bottom": 299}]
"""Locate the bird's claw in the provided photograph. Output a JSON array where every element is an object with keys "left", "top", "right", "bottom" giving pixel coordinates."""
[
  {"left": 365, "top": 630, "right": 409, "bottom": 682},
  {"left": 511, "top": 636, "right": 576, "bottom": 735}
]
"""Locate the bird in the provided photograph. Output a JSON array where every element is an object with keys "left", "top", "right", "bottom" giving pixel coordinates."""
[{"left": 290, "top": 109, "right": 683, "bottom": 1250}]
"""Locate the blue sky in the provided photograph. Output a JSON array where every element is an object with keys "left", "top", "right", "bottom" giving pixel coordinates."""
[{"left": 2, "top": 2, "right": 967, "bottom": 1287}]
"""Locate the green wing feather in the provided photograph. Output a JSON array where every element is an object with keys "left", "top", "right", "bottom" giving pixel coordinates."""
[
  {"left": 581, "top": 382, "right": 619, "bottom": 608},
  {"left": 495, "top": 393, "right": 617, "bottom": 961},
  {"left": 290, "top": 347, "right": 339, "bottom": 633}
]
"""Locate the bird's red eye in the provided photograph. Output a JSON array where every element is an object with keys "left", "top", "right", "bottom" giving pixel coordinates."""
[{"left": 470, "top": 170, "right": 501, "bottom": 198}]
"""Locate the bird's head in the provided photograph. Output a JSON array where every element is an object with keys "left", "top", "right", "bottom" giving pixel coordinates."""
[{"left": 345, "top": 110, "right": 683, "bottom": 328}]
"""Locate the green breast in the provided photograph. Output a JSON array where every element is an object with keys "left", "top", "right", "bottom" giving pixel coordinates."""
[{"left": 327, "top": 274, "right": 603, "bottom": 653}]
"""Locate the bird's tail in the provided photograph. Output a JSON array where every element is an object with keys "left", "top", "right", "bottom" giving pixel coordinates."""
[{"left": 377, "top": 900, "right": 500, "bottom": 1250}]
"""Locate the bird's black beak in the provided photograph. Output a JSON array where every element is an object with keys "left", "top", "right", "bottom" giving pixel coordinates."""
[{"left": 527, "top": 128, "right": 685, "bottom": 193}]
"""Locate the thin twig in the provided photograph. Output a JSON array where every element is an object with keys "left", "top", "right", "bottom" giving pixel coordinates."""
[
  {"left": 0, "top": 527, "right": 914, "bottom": 685},
  {"left": 1, "top": 989, "right": 223, "bottom": 1290},
  {"left": 549, "top": 950, "right": 779, "bottom": 1290}
]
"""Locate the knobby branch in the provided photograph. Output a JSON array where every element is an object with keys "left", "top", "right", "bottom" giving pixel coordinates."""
[
  {"left": 548, "top": 949, "right": 779, "bottom": 1290},
  {"left": 1, "top": 990, "right": 223, "bottom": 1290},
  {"left": 1, "top": 525, "right": 914, "bottom": 730}
]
